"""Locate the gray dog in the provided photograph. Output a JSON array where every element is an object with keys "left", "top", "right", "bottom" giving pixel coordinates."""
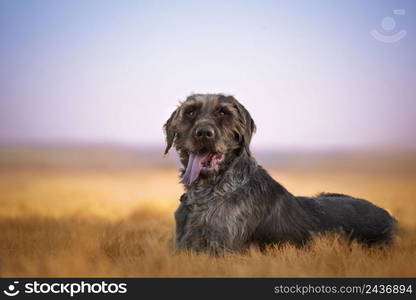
[{"left": 164, "top": 94, "right": 397, "bottom": 255}]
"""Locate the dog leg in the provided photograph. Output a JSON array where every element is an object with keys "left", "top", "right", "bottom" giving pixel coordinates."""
[{"left": 174, "top": 194, "right": 191, "bottom": 249}]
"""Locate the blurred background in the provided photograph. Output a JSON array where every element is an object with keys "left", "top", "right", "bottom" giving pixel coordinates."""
[
  {"left": 0, "top": 0, "right": 415, "bottom": 276},
  {"left": 1, "top": 0, "right": 416, "bottom": 212},
  {"left": 1, "top": 0, "right": 415, "bottom": 150}
]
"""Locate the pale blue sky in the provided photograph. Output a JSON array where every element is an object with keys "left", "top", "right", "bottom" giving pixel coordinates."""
[{"left": 0, "top": 0, "right": 415, "bottom": 150}]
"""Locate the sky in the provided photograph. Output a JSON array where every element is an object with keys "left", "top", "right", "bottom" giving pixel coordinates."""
[{"left": 0, "top": 0, "right": 415, "bottom": 150}]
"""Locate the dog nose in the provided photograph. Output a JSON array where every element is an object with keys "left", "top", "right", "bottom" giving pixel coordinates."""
[{"left": 195, "top": 126, "right": 215, "bottom": 140}]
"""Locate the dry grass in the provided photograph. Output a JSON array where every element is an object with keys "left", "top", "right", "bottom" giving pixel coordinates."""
[{"left": 0, "top": 148, "right": 415, "bottom": 277}]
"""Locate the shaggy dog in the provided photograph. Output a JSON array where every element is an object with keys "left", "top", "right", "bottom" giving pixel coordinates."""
[{"left": 164, "top": 94, "right": 397, "bottom": 254}]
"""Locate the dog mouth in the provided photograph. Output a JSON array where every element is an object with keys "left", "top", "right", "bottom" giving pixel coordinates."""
[{"left": 181, "top": 152, "right": 225, "bottom": 185}]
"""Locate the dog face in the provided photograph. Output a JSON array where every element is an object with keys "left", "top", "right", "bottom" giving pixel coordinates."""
[{"left": 164, "top": 94, "right": 256, "bottom": 185}]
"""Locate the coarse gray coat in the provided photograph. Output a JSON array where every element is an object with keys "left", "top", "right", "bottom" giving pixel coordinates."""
[{"left": 164, "top": 94, "right": 397, "bottom": 255}]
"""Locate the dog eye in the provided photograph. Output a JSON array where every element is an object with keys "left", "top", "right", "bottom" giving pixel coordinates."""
[
  {"left": 186, "top": 109, "right": 195, "bottom": 117},
  {"left": 218, "top": 108, "right": 229, "bottom": 116}
]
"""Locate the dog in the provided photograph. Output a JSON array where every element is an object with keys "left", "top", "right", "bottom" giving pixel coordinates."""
[{"left": 163, "top": 93, "right": 397, "bottom": 255}]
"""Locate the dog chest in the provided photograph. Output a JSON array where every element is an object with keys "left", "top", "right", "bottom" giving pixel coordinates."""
[{"left": 183, "top": 192, "right": 227, "bottom": 229}]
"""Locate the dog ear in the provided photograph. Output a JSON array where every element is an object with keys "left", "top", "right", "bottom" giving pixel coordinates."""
[
  {"left": 163, "top": 108, "right": 179, "bottom": 155},
  {"left": 232, "top": 98, "right": 256, "bottom": 156}
]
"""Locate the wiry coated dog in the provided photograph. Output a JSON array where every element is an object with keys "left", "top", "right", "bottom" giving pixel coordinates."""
[{"left": 164, "top": 94, "right": 397, "bottom": 255}]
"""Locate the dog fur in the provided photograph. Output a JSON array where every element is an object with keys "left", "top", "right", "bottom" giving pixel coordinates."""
[{"left": 164, "top": 94, "right": 397, "bottom": 254}]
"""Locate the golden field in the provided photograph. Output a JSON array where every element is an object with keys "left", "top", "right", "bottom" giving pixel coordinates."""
[{"left": 0, "top": 146, "right": 415, "bottom": 277}]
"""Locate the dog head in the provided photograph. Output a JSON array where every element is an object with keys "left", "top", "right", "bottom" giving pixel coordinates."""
[{"left": 163, "top": 94, "right": 256, "bottom": 185}]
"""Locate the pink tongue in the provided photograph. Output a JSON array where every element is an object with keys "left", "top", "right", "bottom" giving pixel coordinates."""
[{"left": 181, "top": 153, "right": 207, "bottom": 185}]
